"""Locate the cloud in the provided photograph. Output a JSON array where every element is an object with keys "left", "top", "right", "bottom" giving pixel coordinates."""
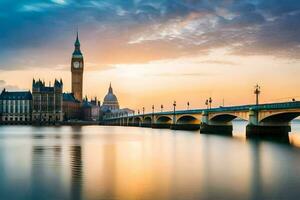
[
  {"left": 197, "top": 60, "right": 237, "bottom": 66},
  {"left": 51, "top": 0, "right": 68, "bottom": 5},
  {"left": 0, "top": 0, "right": 300, "bottom": 72},
  {"left": 20, "top": 3, "right": 54, "bottom": 12},
  {"left": 0, "top": 80, "right": 20, "bottom": 91},
  {"left": 150, "top": 72, "right": 215, "bottom": 77}
]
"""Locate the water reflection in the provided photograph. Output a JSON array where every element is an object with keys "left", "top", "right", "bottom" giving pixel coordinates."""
[
  {"left": 70, "top": 126, "right": 83, "bottom": 200},
  {"left": 249, "top": 141, "right": 262, "bottom": 200},
  {"left": 31, "top": 145, "right": 66, "bottom": 199},
  {"left": 247, "top": 133, "right": 290, "bottom": 144},
  {"left": 70, "top": 145, "right": 83, "bottom": 200},
  {"left": 0, "top": 124, "right": 299, "bottom": 199}
]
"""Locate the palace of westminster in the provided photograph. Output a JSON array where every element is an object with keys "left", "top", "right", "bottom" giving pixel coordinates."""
[{"left": 0, "top": 33, "right": 134, "bottom": 124}]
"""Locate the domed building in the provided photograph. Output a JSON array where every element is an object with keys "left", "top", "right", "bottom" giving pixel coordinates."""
[{"left": 101, "top": 83, "right": 120, "bottom": 112}]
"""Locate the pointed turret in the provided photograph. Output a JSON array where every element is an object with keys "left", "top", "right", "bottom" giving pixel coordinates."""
[
  {"left": 109, "top": 82, "right": 113, "bottom": 94},
  {"left": 75, "top": 31, "right": 80, "bottom": 47},
  {"left": 73, "top": 31, "right": 82, "bottom": 56}
]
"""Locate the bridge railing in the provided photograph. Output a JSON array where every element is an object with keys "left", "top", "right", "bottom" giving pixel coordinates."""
[{"left": 103, "top": 101, "right": 300, "bottom": 120}]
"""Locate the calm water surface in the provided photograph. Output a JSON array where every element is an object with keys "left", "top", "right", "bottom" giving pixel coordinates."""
[{"left": 1, "top": 121, "right": 300, "bottom": 200}]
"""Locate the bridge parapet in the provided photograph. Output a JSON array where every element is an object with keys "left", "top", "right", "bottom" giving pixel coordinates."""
[{"left": 102, "top": 101, "right": 300, "bottom": 135}]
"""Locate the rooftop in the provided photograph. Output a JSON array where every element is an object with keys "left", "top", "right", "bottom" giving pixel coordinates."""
[
  {"left": 0, "top": 89, "right": 32, "bottom": 100},
  {"left": 63, "top": 93, "right": 80, "bottom": 103}
]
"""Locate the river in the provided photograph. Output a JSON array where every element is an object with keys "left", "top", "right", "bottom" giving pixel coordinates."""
[{"left": 0, "top": 121, "right": 300, "bottom": 200}]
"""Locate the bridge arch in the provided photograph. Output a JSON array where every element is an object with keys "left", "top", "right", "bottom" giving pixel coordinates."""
[
  {"left": 259, "top": 111, "right": 300, "bottom": 123},
  {"left": 209, "top": 112, "right": 248, "bottom": 122},
  {"left": 210, "top": 114, "right": 238, "bottom": 123},
  {"left": 156, "top": 116, "right": 172, "bottom": 124},
  {"left": 176, "top": 115, "right": 200, "bottom": 125},
  {"left": 128, "top": 117, "right": 134, "bottom": 126},
  {"left": 133, "top": 117, "right": 142, "bottom": 126},
  {"left": 143, "top": 116, "right": 152, "bottom": 124}
]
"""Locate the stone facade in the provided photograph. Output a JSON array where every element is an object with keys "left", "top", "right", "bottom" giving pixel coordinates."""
[
  {"left": 63, "top": 93, "right": 81, "bottom": 120},
  {"left": 32, "top": 79, "right": 63, "bottom": 124},
  {"left": 82, "top": 97, "right": 101, "bottom": 121},
  {"left": 0, "top": 89, "right": 32, "bottom": 124}
]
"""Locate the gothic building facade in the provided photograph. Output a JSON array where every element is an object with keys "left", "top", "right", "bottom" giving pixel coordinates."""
[{"left": 32, "top": 79, "right": 63, "bottom": 124}]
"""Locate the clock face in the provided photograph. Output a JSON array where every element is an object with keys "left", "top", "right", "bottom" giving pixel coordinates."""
[{"left": 73, "top": 61, "right": 80, "bottom": 69}]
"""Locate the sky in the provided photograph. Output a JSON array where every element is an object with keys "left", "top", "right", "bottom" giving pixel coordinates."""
[{"left": 0, "top": 0, "right": 300, "bottom": 112}]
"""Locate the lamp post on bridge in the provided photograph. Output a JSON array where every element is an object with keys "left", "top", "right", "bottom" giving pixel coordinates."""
[
  {"left": 138, "top": 109, "right": 140, "bottom": 115},
  {"left": 142, "top": 107, "right": 145, "bottom": 115},
  {"left": 173, "top": 101, "right": 176, "bottom": 124},
  {"left": 254, "top": 84, "right": 261, "bottom": 105},
  {"left": 205, "top": 98, "right": 212, "bottom": 109},
  {"left": 152, "top": 105, "right": 154, "bottom": 124},
  {"left": 161, "top": 104, "right": 163, "bottom": 112},
  {"left": 187, "top": 101, "right": 190, "bottom": 110}
]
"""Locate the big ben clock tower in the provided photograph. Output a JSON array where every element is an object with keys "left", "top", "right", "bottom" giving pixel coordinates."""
[{"left": 71, "top": 32, "right": 84, "bottom": 101}]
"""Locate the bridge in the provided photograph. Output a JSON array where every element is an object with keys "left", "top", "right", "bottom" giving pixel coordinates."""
[{"left": 102, "top": 101, "right": 300, "bottom": 137}]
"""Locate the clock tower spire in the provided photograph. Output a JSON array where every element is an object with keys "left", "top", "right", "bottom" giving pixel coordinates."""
[{"left": 71, "top": 31, "right": 84, "bottom": 101}]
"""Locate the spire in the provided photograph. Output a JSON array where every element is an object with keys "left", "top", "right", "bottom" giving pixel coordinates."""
[
  {"left": 73, "top": 30, "right": 82, "bottom": 56},
  {"left": 109, "top": 82, "right": 113, "bottom": 94},
  {"left": 75, "top": 31, "right": 80, "bottom": 47}
]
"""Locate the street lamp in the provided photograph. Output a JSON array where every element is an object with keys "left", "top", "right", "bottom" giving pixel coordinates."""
[
  {"left": 187, "top": 101, "right": 190, "bottom": 110},
  {"left": 173, "top": 101, "right": 176, "bottom": 124},
  {"left": 254, "top": 84, "right": 260, "bottom": 105},
  {"left": 205, "top": 99, "right": 209, "bottom": 109},
  {"left": 173, "top": 101, "right": 176, "bottom": 113},
  {"left": 142, "top": 107, "right": 145, "bottom": 115},
  {"left": 138, "top": 109, "right": 140, "bottom": 115},
  {"left": 209, "top": 97, "right": 212, "bottom": 109},
  {"left": 152, "top": 105, "right": 154, "bottom": 124},
  {"left": 161, "top": 104, "right": 163, "bottom": 112}
]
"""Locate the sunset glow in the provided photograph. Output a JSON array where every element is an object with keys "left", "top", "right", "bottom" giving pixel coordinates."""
[{"left": 1, "top": 0, "right": 300, "bottom": 111}]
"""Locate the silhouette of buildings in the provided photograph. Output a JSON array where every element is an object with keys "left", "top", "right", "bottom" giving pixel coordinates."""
[{"left": 0, "top": 32, "right": 134, "bottom": 125}]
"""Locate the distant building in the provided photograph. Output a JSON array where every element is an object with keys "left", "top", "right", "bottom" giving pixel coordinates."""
[
  {"left": 63, "top": 93, "right": 81, "bottom": 120},
  {"left": 82, "top": 97, "right": 101, "bottom": 121},
  {"left": 100, "top": 83, "right": 134, "bottom": 120},
  {"left": 104, "top": 108, "right": 135, "bottom": 119},
  {"left": 32, "top": 79, "right": 63, "bottom": 124},
  {"left": 0, "top": 89, "right": 32, "bottom": 124},
  {"left": 101, "top": 83, "right": 120, "bottom": 112}
]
